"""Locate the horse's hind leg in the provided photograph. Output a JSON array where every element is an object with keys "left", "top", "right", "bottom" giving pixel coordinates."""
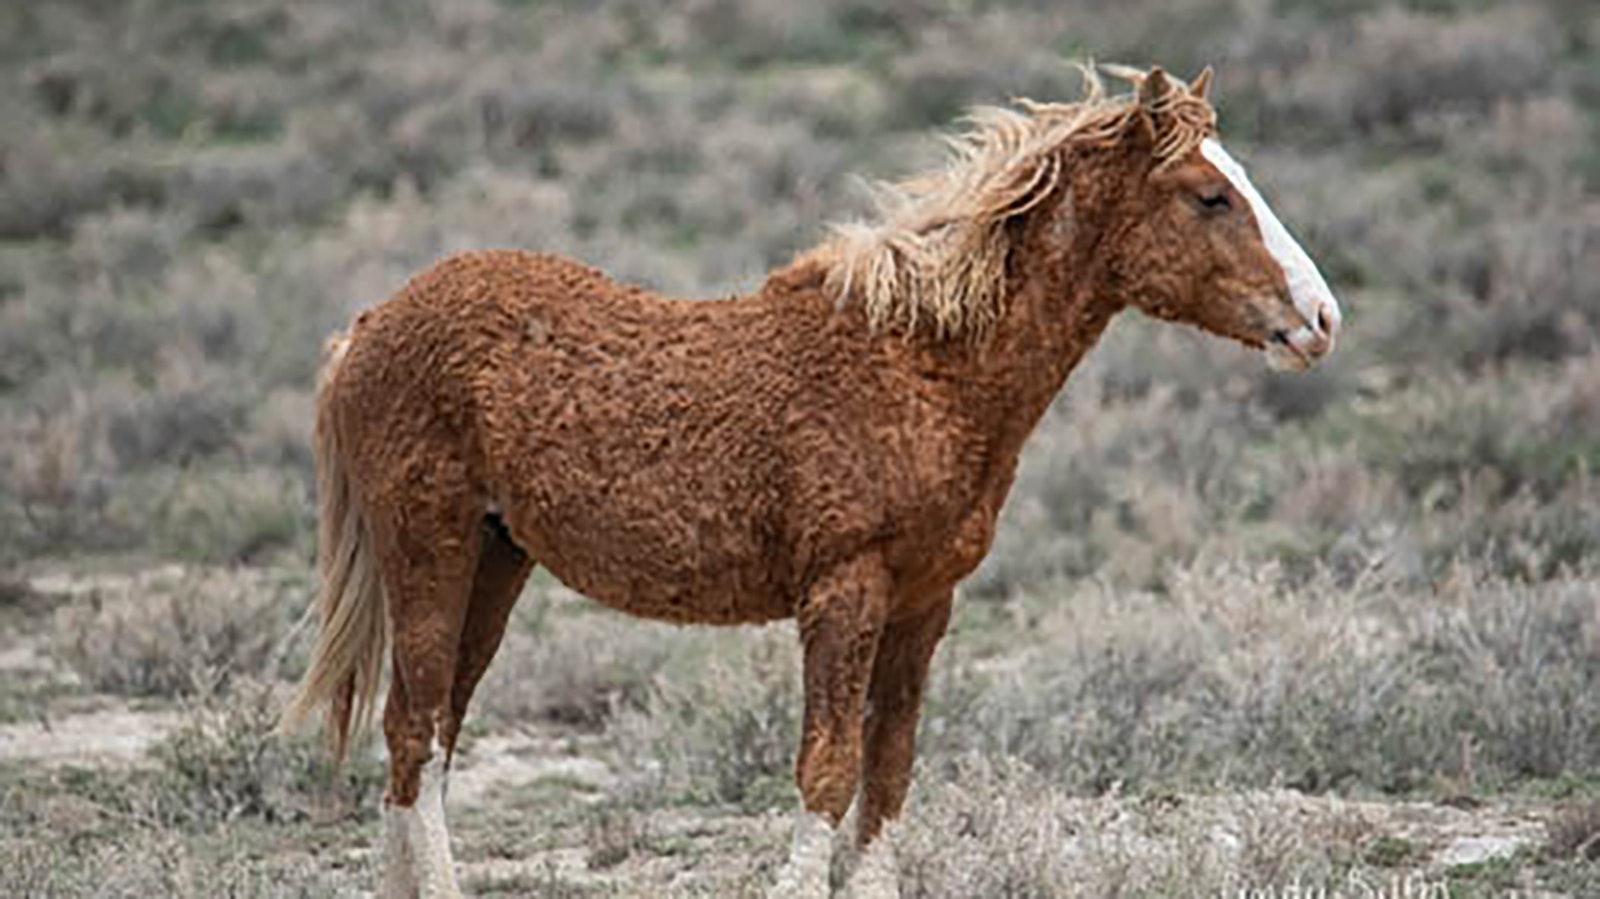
[
  {"left": 370, "top": 485, "right": 483, "bottom": 899},
  {"left": 440, "top": 515, "right": 535, "bottom": 766}
]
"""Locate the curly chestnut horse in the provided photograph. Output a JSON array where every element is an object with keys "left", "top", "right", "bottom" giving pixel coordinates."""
[{"left": 282, "top": 65, "right": 1340, "bottom": 898}]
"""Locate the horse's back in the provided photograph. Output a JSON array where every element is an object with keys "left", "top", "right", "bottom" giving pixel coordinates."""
[
  {"left": 367, "top": 250, "right": 819, "bottom": 621},
  {"left": 331, "top": 248, "right": 901, "bottom": 624}
]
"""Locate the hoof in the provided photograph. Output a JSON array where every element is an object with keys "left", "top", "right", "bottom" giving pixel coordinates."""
[
  {"left": 841, "top": 834, "right": 899, "bottom": 899},
  {"left": 768, "top": 810, "right": 835, "bottom": 899},
  {"left": 767, "top": 865, "right": 831, "bottom": 899}
]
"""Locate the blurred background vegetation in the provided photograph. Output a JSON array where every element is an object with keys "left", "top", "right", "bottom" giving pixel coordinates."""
[
  {"left": 1, "top": 0, "right": 1596, "bottom": 580},
  {"left": 1, "top": 1, "right": 1598, "bottom": 894}
]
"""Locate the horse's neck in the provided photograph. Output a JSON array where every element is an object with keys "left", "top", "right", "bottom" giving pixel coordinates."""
[{"left": 959, "top": 163, "right": 1131, "bottom": 460}]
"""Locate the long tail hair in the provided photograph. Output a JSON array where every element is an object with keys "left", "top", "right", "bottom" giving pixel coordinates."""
[{"left": 279, "top": 332, "right": 387, "bottom": 764}]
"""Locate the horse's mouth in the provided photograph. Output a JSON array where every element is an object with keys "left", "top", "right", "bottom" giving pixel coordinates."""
[{"left": 1266, "top": 329, "right": 1315, "bottom": 371}]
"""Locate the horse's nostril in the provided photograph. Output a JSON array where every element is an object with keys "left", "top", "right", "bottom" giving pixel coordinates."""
[{"left": 1314, "top": 305, "right": 1331, "bottom": 336}]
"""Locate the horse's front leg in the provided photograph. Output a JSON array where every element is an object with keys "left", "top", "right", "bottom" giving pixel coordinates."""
[
  {"left": 842, "top": 594, "right": 952, "bottom": 899},
  {"left": 769, "top": 555, "right": 891, "bottom": 899}
]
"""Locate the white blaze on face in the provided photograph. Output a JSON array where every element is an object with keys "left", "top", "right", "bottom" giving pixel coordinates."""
[{"left": 1199, "top": 138, "right": 1342, "bottom": 351}]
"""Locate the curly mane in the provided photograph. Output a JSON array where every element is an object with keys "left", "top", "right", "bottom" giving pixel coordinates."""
[{"left": 806, "top": 65, "right": 1216, "bottom": 340}]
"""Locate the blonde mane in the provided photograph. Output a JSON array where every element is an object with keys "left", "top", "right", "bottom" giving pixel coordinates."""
[{"left": 808, "top": 66, "right": 1216, "bottom": 340}]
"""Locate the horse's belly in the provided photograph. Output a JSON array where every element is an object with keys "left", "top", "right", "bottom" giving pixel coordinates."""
[
  {"left": 542, "top": 549, "right": 792, "bottom": 625},
  {"left": 488, "top": 389, "right": 795, "bottom": 623},
  {"left": 510, "top": 499, "right": 794, "bottom": 625}
]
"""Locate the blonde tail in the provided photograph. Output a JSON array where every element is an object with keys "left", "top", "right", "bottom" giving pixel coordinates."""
[{"left": 280, "top": 332, "right": 387, "bottom": 764}]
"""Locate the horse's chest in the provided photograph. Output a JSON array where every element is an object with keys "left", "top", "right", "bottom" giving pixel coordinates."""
[
  {"left": 889, "top": 446, "right": 1017, "bottom": 602},
  {"left": 941, "top": 509, "right": 999, "bottom": 579},
  {"left": 894, "top": 502, "right": 1001, "bottom": 602}
]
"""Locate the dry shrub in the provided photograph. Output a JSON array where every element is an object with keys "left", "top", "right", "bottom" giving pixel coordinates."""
[
  {"left": 68, "top": 206, "right": 193, "bottom": 286},
  {"left": 1278, "top": 6, "right": 1557, "bottom": 136},
  {"left": 897, "top": 754, "right": 1366, "bottom": 898},
  {"left": 926, "top": 560, "right": 1600, "bottom": 796},
  {"left": 971, "top": 378, "right": 1260, "bottom": 596},
  {"left": 146, "top": 678, "right": 383, "bottom": 828},
  {"left": 0, "top": 143, "right": 167, "bottom": 241},
  {"left": 1296, "top": 355, "right": 1600, "bottom": 577},
  {"left": 242, "top": 387, "right": 315, "bottom": 470},
  {"left": 1, "top": 828, "right": 355, "bottom": 899},
  {"left": 101, "top": 376, "right": 247, "bottom": 472},
  {"left": 0, "top": 681, "right": 379, "bottom": 895},
  {"left": 139, "top": 465, "right": 310, "bottom": 564},
  {"left": 1546, "top": 801, "right": 1600, "bottom": 862},
  {"left": 681, "top": 0, "right": 918, "bottom": 70},
  {"left": 479, "top": 78, "right": 618, "bottom": 153},
  {"left": 975, "top": 349, "right": 1600, "bottom": 600},
  {"left": 608, "top": 624, "right": 802, "bottom": 811},
  {"left": 1411, "top": 568, "right": 1600, "bottom": 782},
  {"left": 167, "top": 149, "right": 344, "bottom": 233},
  {"left": 50, "top": 566, "right": 311, "bottom": 697},
  {"left": 478, "top": 586, "right": 675, "bottom": 729},
  {"left": 584, "top": 800, "right": 653, "bottom": 871},
  {"left": 4, "top": 391, "right": 101, "bottom": 553}
]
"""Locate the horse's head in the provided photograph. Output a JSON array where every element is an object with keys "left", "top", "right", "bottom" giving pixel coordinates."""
[{"left": 1110, "top": 66, "right": 1341, "bottom": 370}]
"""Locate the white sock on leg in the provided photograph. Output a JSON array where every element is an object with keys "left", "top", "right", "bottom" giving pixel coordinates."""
[{"left": 768, "top": 808, "right": 835, "bottom": 899}]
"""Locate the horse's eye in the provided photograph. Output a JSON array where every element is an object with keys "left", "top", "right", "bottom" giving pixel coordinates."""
[{"left": 1198, "top": 191, "right": 1231, "bottom": 211}]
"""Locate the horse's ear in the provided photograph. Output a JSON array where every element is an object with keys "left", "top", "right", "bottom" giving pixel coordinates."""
[
  {"left": 1189, "top": 66, "right": 1214, "bottom": 100},
  {"left": 1137, "top": 67, "right": 1172, "bottom": 114}
]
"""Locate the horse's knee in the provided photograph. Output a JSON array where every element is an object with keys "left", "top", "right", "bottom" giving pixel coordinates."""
[
  {"left": 796, "top": 731, "right": 863, "bottom": 822},
  {"left": 384, "top": 733, "right": 431, "bottom": 807}
]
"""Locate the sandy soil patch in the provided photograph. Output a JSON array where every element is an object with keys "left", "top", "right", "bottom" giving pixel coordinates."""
[{"left": 0, "top": 706, "right": 182, "bottom": 767}]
